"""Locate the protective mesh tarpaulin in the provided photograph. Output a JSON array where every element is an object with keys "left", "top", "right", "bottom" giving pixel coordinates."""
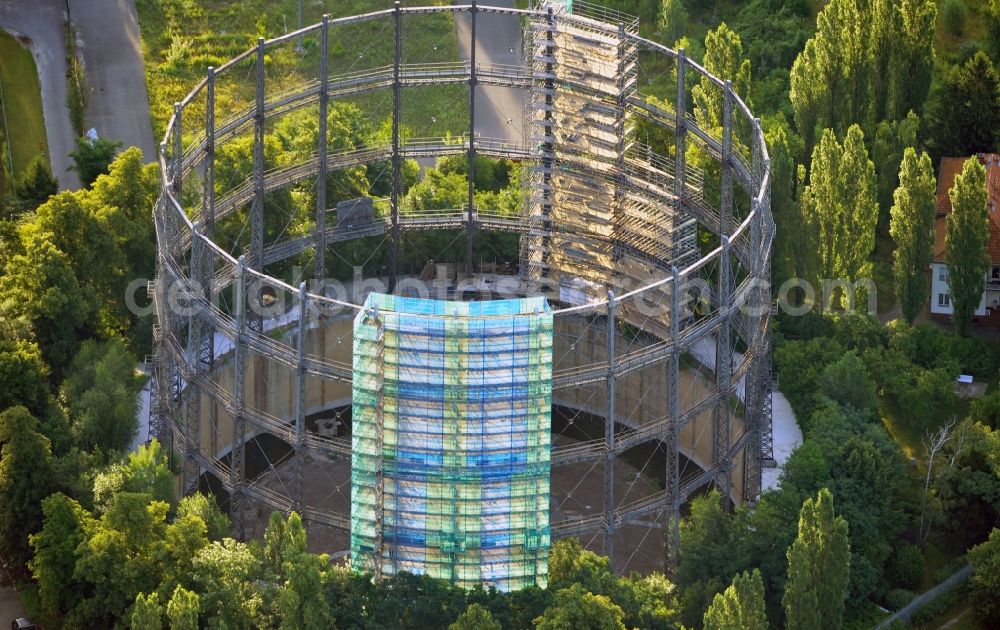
[{"left": 351, "top": 294, "right": 552, "bottom": 590}]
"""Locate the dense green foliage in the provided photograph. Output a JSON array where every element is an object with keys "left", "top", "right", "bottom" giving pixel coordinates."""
[
  {"left": 889, "top": 148, "right": 937, "bottom": 322},
  {"left": 702, "top": 569, "right": 767, "bottom": 630},
  {"left": 782, "top": 489, "right": 851, "bottom": 630},
  {"left": 945, "top": 157, "right": 990, "bottom": 336}
]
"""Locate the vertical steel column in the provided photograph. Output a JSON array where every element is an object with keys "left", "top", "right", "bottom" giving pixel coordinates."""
[
  {"left": 388, "top": 2, "right": 402, "bottom": 292},
  {"left": 713, "top": 82, "right": 735, "bottom": 507},
  {"left": 714, "top": 235, "right": 733, "bottom": 508},
  {"left": 315, "top": 16, "right": 330, "bottom": 284},
  {"left": 673, "top": 50, "right": 687, "bottom": 264},
  {"left": 466, "top": 1, "right": 477, "bottom": 276},
  {"left": 203, "top": 66, "right": 219, "bottom": 464},
  {"left": 665, "top": 266, "right": 682, "bottom": 572},
  {"left": 720, "top": 82, "right": 734, "bottom": 236},
  {"left": 604, "top": 291, "right": 617, "bottom": 571},
  {"left": 231, "top": 256, "right": 248, "bottom": 540},
  {"left": 251, "top": 37, "right": 266, "bottom": 275},
  {"left": 293, "top": 282, "right": 308, "bottom": 514},
  {"left": 172, "top": 103, "right": 183, "bottom": 196},
  {"left": 184, "top": 231, "right": 204, "bottom": 495}
]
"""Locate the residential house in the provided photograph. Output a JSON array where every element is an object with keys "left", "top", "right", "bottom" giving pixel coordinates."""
[{"left": 930, "top": 153, "right": 1000, "bottom": 322}]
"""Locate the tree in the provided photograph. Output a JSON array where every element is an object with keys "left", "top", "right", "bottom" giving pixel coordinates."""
[
  {"left": 790, "top": 0, "right": 935, "bottom": 152},
  {"left": 274, "top": 513, "right": 333, "bottom": 629},
  {"left": 176, "top": 493, "right": 230, "bottom": 541},
  {"left": 890, "top": 148, "right": 937, "bottom": 322},
  {"left": 14, "top": 155, "right": 59, "bottom": 212},
  {"left": 675, "top": 491, "right": 746, "bottom": 627},
  {"left": 0, "top": 338, "right": 51, "bottom": 417},
  {"left": 124, "top": 439, "right": 174, "bottom": 506},
  {"left": 939, "top": 0, "right": 966, "bottom": 37},
  {"left": 789, "top": 0, "right": 871, "bottom": 151},
  {"left": 29, "top": 493, "right": 93, "bottom": 621},
  {"left": 61, "top": 338, "right": 141, "bottom": 455},
  {"left": 70, "top": 136, "right": 123, "bottom": 187},
  {"left": 547, "top": 537, "right": 615, "bottom": 596},
  {"left": 928, "top": 53, "right": 1000, "bottom": 157},
  {"left": 967, "top": 528, "right": 1000, "bottom": 625},
  {"left": 945, "top": 157, "right": 990, "bottom": 336},
  {"left": 0, "top": 235, "right": 93, "bottom": 370},
  {"left": 130, "top": 592, "right": 164, "bottom": 630},
  {"left": 449, "top": 602, "right": 502, "bottom": 630},
  {"left": 193, "top": 538, "right": 266, "bottom": 628},
  {"left": 819, "top": 352, "right": 877, "bottom": 415},
  {"left": 534, "top": 584, "right": 626, "bottom": 630},
  {"left": 782, "top": 489, "right": 851, "bottom": 630},
  {"left": 800, "top": 125, "right": 878, "bottom": 307},
  {"left": 692, "top": 23, "right": 751, "bottom": 132},
  {"left": 702, "top": 569, "right": 767, "bottom": 630},
  {"left": 166, "top": 585, "right": 200, "bottom": 630},
  {"left": 765, "top": 118, "right": 804, "bottom": 285},
  {"left": 873, "top": 112, "right": 920, "bottom": 231},
  {"left": 0, "top": 406, "right": 55, "bottom": 566},
  {"left": 887, "top": 0, "right": 937, "bottom": 121},
  {"left": 659, "top": 0, "right": 688, "bottom": 45}
]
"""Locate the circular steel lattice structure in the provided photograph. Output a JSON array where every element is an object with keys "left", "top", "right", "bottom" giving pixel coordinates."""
[{"left": 151, "top": 1, "right": 774, "bottom": 577}]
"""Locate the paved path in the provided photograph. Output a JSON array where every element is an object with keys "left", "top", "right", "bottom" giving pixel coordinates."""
[
  {"left": 453, "top": 0, "right": 526, "bottom": 144},
  {"left": 0, "top": 559, "right": 26, "bottom": 630},
  {"left": 0, "top": 0, "right": 81, "bottom": 189},
  {"left": 73, "top": 0, "right": 156, "bottom": 161}
]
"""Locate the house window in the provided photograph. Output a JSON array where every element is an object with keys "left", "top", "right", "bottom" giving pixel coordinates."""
[
  {"left": 938, "top": 293, "right": 951, "bottom": 307},
  {"left": 939, "top": 266, "right": 948, "bottom": 281},
  {"left": 992, "top": 266, "right": 1000, "bottom": 281}
]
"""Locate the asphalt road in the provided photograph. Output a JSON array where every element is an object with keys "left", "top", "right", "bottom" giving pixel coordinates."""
[
  {"left": 453, "top": 0, "right": 526, "bottom": 144},
  {"left": 0, "top": 0, "right": 81, "bottom": 189},
  {"left": 73, "top": 0, "right": 156, "bottom": 162}
]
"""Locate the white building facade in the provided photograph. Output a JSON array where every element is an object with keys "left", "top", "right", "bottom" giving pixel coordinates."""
[{"left": 928, "top": 263, "right": 989, "bottom": 317}]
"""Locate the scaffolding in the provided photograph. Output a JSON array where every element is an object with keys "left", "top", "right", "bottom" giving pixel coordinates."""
[{"left": 351, "top": 294, "right": 552, "bottom": 591}]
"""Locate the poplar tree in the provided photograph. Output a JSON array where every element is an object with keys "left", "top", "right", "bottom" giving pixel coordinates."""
[
  {"left": 789, "top": 0, "right": 871, "bottom": 151},
  {"left": 889, "top": 0, "right": 937, "bottom": 120},
  {"left": 801, "top": 125, "right": 878, "bottom": 306},
  {"left": 782, "top": 489, "right": 851, "bottom": 630},
  {"left": 890, "top": 148, "right": 937, "bottom": 322},
  {"left": 692, "top": 22, "right": 751, "bottom": 132},
  {"left": 660, "top": 0, "right": 688, "bottom": 46},
  {"left": 702, "top": 569, "right": 767, "bottom": 630},
  {"left": 765, "top": 119, "right": 803, "bottom": 285},
  {"left": 945, "top": 157, "right": 990, "bottom": 337},
  {"left": 790, "top": 0, "right": 935, "bottom": 153}
]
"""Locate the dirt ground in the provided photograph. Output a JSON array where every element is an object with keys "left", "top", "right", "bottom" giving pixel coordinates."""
[{"left": 245, "top": 433, "right": 669, "bottom": 576}]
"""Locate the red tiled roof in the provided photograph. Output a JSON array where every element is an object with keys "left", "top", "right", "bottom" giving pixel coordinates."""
[{"left": 932, "top": 154, "right": 1000, "bottom": 264}]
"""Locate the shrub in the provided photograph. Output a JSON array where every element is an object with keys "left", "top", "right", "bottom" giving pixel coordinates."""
[
  {"left": 883, "top": 588, "right": 915, "bottom": 611},
  {"left": 970, "top": 390, "right": 1000, "bottom": 428},
  {"left": 819, "top": 352, "right": 878, "bottom": 416},
  {"left": 940, "top": 0, "right": 967, "bottom": 37},
  {"left": 888, "top": 544, "right": 925, "bottom": 590},
  {"left": 968, "top": 529, "right": 1000, "bottom": 625}
]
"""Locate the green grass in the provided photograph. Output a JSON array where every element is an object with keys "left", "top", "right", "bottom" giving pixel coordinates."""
[
  {"left": 0, "top": 29, "right": 48, "bottom": 181},
  {"left": 136, "top": 0, "right": 463, "bottom": 143}
]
